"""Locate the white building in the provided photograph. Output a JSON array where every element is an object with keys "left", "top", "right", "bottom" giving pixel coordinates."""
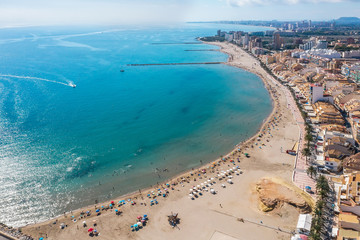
[
  {"left": 310, "top": 85, "right": 334, "bottom": 104},
  {"left": 315, "top": 40, "right": 328, "bottom": 49},
  {"left": 299, "top": 40, "right": 315, "bottom": 51},
  {"left": 307, "top": 49, "right": 341, "bottom": 59},
  {"left": 296, "top": 214, "right": 312, "bottom": 234}
]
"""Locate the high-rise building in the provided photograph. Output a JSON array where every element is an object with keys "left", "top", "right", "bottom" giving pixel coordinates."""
[
  {"left": 242, "top": 33, "right": 249, "bottom": 47},
  {"left": 217, "top": 30, "right": 221, "bottom": 37},
  {"left": 273, "top": 32, "right": 281, "bottom": 50}
]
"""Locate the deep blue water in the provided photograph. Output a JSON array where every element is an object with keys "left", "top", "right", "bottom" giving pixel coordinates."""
[{"left": 0, "top": 23, "right": 272, "bottom": 226}]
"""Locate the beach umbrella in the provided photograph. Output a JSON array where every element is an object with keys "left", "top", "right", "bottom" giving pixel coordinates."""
[
  {"left": 137, "top": 216, "right": 142, "bottom": 220},
  {"left": 137, "top": 221, "right": 142, "bottom": 226},
  {"left": 111, "top": 201, "right": 114, "bottom": 204},
  {"left": 95, "top": 209, "right": 100, "bottom": 213},
  {"left": 109, "top": 204, "right": 113, "bottom": 207},
  {"left": 39, "top": 238, "right": 44, "bottom": 240},
  {"left": 144, "top": 214, "right": 148, "bottom": 218},
  {"left": 141, "top": 219, "right": 145, "bottom": 223},
  {"left": 88, "top": 228, "right": 94, "bottom": 232},
  {"left": 197, "top": 185, "right": 201, "bottom": 189},
  {"left": 115, "top": 209, "right": 118, "bottom": 212},
  {"left": 94, "top": 230, "right": 97, "bottom": 233},
  {"left": 101, "top": 205, "right": 104, "bottom": 208},
  {"left": 134, "top": 224, "right": 138, "bottom": 228}
]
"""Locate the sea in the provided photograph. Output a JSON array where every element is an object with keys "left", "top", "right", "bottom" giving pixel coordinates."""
[{"left": 0, "top": 23, "right": 272, "bottom": 227}]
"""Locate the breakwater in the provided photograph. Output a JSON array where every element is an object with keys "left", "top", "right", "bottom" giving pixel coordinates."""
[{"left": 127, "top": 62, "right": 224, "bottom": 66}]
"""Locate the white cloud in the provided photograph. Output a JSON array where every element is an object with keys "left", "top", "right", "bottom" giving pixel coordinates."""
[{"left": 227, "top": 0, "right": 351, "bottom": 6}]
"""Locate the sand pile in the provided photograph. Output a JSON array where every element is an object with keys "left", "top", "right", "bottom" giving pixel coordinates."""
[{"left": 256, "top": 178, "right": 312, "bottom": 213}]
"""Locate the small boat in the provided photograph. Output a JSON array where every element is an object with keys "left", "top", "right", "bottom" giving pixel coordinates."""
[
  {"left": 120, "top": 69, "right": 125, "bottom": 72},
  {"left": 69, "top": 83, "right": 76, "bottom": 88},
  {"left": 286, "top": 150, "right": 297, "bottom": 156}
]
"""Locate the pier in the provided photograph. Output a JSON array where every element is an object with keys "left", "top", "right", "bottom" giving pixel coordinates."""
[{"left": 127, "top": 62, "right": 225, "bottom": 66}]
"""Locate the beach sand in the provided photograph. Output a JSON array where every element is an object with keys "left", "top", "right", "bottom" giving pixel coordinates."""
[{"left": 21, "top": 42, "right": 308, "bottom": 240}]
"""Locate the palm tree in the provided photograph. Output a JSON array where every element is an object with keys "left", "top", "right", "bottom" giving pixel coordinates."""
[
  {"left": 305, "top": 133, "right": 313, "bottom": 143},
  {"left": 316, "top": 176, "right": 330, "bottom": 199},
  {"left": 307, "top": 166, "right": 317, "bottom": 179},
  {"left": 302, "top": 147, "right": 311, "bottom": 163}
]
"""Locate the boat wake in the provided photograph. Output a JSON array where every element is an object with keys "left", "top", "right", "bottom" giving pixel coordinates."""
[{"left": 0, "top": 74, "right": 75, "bottom": 88}]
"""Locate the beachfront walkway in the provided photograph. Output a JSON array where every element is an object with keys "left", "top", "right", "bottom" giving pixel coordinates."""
[
  {"left": 273, "top": 79, "right": 316, "bottom": 195},
  {"left": 222, "top": 41, "right": 317, "bottom": 197}
]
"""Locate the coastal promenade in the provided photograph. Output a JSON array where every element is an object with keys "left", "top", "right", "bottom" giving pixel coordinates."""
[
  {"left": 254, "top": 53, "right": 316, "bottom": 195},
  {"left": 281, "top": 84, "right": 316, "bottom": 193},
  {"left": 209, "top": 41, "right": 316, "bottom": 197}
]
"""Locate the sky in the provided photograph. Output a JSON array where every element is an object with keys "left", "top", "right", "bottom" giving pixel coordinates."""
[{"left": 0, "top": 0, "right": 359, "bottom": 27}]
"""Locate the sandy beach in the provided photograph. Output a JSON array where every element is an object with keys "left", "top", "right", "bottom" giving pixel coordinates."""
[{"left": 20, "top": 41, "right": 313, "bottom": 240}]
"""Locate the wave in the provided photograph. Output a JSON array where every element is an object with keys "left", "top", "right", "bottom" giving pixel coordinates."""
[
  {"left": 0, "top": 74, "right": 74, "bottom": 87},
  {"left": 0, "top": 29, "right": 125, "bottom": 45}
]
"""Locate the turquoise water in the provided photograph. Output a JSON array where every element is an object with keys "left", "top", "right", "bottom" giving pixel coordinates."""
[{"left": 0, "top": 24, "right": 272, "bottom": 226}]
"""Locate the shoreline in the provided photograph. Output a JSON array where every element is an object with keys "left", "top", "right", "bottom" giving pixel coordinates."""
[
  {"left": 20, "top": 41, "right": 276, "bottom": 227},
  {"left": 21, "top": 40, "right": 303, "bottom": 240}
]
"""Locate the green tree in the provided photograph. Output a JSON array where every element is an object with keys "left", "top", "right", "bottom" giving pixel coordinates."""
[
  {"left": 302, "top": 147, "right": 311, "bottom": 163},
  {"left": 307, "top": 166, "right": 317, "bottom": 179},
  {"left": 305, "top": 133, "right": 313, "bottom": 143},
  {"left": 316, "top": 176, "right": 330, "bottom": 199}
]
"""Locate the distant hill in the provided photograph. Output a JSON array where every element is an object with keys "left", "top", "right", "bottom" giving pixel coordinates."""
[{"left": 335, "top": 17, "right": 360, "bottom": 25}]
